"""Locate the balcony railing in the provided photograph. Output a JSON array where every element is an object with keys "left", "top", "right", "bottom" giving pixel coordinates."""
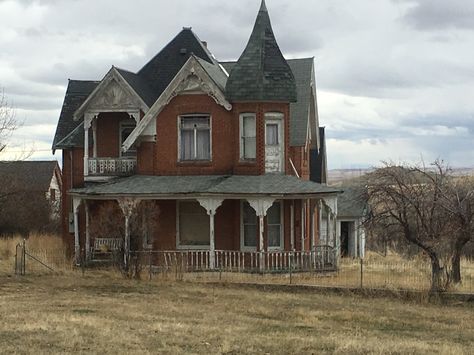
[{"left": 88, "top": 157, "right": 137, "bottom": 176}]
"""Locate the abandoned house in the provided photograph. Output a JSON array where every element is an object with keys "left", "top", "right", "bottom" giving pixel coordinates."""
[
  {"left": 0, "top": 160, "right": 62, "bottom": 235},
  {"left": 52, "top": 0, "right": 341, "bottom": 271}
]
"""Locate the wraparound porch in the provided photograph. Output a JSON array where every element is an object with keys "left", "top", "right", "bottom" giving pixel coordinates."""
[{"left": 69, "top": 174, "right": 341, "bottom": 272}]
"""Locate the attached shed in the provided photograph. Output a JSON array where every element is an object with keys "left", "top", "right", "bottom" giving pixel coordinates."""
[{"left": 335, "top": 187, "right": 367, "bottom": 258}]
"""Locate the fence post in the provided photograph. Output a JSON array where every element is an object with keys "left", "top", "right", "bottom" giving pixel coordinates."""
[
  {"left": 22, "top": 239, "right": 26, "bottom": 275},
  {"left": 149, "top": 250, "right": 152, "bottom": 281},
  {"left": 289, "top": 252, "right": 292, "bottom": 285},
  {"left": 360, "top": 257, "right": 363, "bottom": 289},
  {"left": 81, "top": 248, "right": 85, "bottom": 277},
  {"left": 14, "top": 244, "right": 18, "bottom": 275}
]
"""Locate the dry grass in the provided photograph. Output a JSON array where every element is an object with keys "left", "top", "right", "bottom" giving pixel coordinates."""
[
  {"left": 0, "top": 272, "right": 473, "bottom": 354},
  {"left": 0, "top": 233, "right": 72, "bottom": 274}
]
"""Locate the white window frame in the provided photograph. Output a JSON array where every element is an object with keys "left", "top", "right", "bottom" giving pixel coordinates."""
[
  {"left": 267, "top": 200, "right": 284, "bottom": 251},
  {"left": 177, "top": 114, "right": 212, "bottom": 162},
  {"left": 239, "top": 113, "right": 256, "bottom": 161},
  {"left": 240, "top": 200, "right": 258, "bottom": 251},
  {"left": 119, "top": 120, "right": 137, "bottom": 158},
  {"left": 176, "top": 200, "right": 210, "bottom": 250}
]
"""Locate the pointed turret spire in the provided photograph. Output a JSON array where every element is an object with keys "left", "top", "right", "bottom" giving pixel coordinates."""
[{"left": 225, "top": 0, "right": 297, "bottom": 102}]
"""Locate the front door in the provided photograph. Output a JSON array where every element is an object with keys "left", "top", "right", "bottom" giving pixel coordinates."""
[{"left": 265, "top": 119, "right": 283, "bottom": 173}]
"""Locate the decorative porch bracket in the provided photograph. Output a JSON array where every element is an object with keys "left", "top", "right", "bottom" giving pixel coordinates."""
[
  {"left": 117, "top": 198, "right": 141, "bottom": 269},
  {"left": 247, "top": 198, "right": 275, "bottom": 272},
  {"left": 72, "top": 197, "right": 82, "bottom": 265},
  {"left": 197, "top": 198, "right": 224, "bottom": 270}
]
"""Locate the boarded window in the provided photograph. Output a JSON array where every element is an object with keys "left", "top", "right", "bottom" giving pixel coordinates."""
[{"left": 179, "top": 201, "right": 209, "bottom": 246}]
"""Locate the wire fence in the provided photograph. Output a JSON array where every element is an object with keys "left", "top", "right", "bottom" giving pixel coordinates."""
[{"left": 3, "top": 242, "right": 473, "bottom": 294}]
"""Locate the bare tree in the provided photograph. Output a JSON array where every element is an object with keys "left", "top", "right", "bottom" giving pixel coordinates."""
[
  {"left": 437, "top": 172, "right": 474, "bottom": 284},
  {"left": 365, "top": 162, "right": 453, "bottom": 292},
  {"left": 0, "top": 89, "right": 17, "bottom": 154}
]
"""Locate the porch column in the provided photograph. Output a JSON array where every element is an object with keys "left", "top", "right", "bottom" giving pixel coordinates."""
[
  {"left": 72, "top": 197, "right": 82, "bottom": 265},
  {"left": 83, "top": 113, "right": 94, "bottom": 176},
  {"left": 317, "top": 199, "right": 323, "bottom": 246},
  {"left": 92, "top": 117, "right": 97, "bottom": 158},
  {"left": 118, "top": 198, "right": 141, "bottom": 269},
  {"left": 247, "top": 198, "right": 275, "bottom": 272},
  {"left": 290, "top": 200, "right": 295, "bottom": 251},
  {"left": 311, "top": 200, "right": 316, "bottom": 250},
  {"left": 301, "top": 201, "right": 305, "bottom": 251},
  {"left": 85, "top": 201, "right": 91, "bottom": 261},
  {"left": 326, "top": 205, "right": 330, "bottom": 246},
  {"left": 197, "top": 198, "right": 224, "bottom": 270}
]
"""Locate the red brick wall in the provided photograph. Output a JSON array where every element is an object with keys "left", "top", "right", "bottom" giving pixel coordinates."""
[
  {"left": 153, "top": 95, "right": 235, "bottom": 175},
  {"left": 232, "top": 102, "right": 291, "bottom": 175},
  {"left": 61, "top": 148, "right": 86, "bottom": 246},
  {"left": 96, "top": 112, "right": 129, "bottom": 158}
]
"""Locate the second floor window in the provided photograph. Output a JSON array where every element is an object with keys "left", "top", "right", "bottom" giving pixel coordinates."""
[
  {"left": 120, "top": 120, "right": 137, "bottom": 157},
  {"left": 240, "top": 113, "right": 256, "bottom": 160},
  {"left": 179, "top": 115, "right": 211, "bottom": 161}
]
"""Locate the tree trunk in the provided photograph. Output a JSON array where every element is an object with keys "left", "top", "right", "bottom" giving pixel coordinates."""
[
  {"left": 429, "top": 254, "right": 445, "bottom": 293},
  {"left": 451, "top": 234, "right": 470, "bottom": 284},
  {"left": 451, "top": 251, "right": 462, "bottom": 284}
]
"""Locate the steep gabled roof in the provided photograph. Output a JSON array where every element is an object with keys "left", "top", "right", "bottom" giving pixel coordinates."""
[
  {"left": 53, "top": 28, "right": 215, "bottom": 150},
  {"left": 225, "top": 0, "right": 297, "bottom": 102},
  {"left": 52, "top": 80, "right": 99, "bottom": 150},
  {"left": 137, "top": 28, "right": 215, "bottom": 102},
  {"left": 114, "top": 68, "right": 156, "bottom": 107},
  {"left": 0, "top": 161, "right": 61, "bottom": 193}
]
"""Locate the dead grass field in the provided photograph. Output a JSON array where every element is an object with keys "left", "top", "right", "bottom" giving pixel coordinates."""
[
  {"left": 0, "top": 272, "right": 473, "bottom": 354},
  {"left": 1, "top": 236, "right": 474, "bottom": 353}
]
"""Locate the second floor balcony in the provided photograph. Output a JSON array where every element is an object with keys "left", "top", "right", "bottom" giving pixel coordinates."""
[{"left": 87, "top": 157, "right": 137, "bottom": 177}]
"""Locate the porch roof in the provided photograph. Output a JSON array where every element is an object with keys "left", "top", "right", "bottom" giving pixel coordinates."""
[{"left": 70, "top": 174, "right": 340, "bottom": 199}]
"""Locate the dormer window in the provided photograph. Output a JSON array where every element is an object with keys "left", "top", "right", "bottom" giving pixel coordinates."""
[
  {"left": 179, "top": 114, "right": 211, "bottom": 161},
  {"left": 240, "top": 113, "right": 256, "bottom": 160}
]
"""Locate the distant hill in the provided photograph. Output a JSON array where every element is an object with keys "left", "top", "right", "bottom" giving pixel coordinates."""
[{"left": 328, "top": 167, "right": 474, "bottom": 185}]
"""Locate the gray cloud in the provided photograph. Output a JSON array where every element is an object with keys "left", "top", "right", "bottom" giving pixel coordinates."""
[
  {"left": 1, "top": 0, "right": 473, "bottom": 168},
  {"left": 396, "top": 0, "right": 474, "bottom": 30}
]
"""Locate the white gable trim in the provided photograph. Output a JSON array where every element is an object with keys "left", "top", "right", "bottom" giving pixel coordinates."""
[
  {"left": 122, "top": 56, "right": 232, "bottom": 152},
  {"left": 73, "top": 67, "right": 149, "bottom": 122}
]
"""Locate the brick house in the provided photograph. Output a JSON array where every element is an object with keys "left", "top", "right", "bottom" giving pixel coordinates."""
[{"left": 52, "top": 0, "right": 340, "bottom": 270}]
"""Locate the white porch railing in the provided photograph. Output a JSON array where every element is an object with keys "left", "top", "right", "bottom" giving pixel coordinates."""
[
  {"left": 88, "top": 157, "right": 137, "bottom": 176},
  {"left": 123, "top": 247, "right": 337, "bottom": 273}
]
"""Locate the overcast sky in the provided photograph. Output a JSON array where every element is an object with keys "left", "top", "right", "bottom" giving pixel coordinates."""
[{"left": 1, "top": 0, "right": 473, "bottom": 169}]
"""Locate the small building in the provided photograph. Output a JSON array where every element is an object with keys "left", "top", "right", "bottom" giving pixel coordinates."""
[
  {"left": 335, "top": 187, "right": 367, "bottom": 258},
  {"left": 0, "top": 160, "right": 62, "bottom": 235},
  {"left": 52, "top": 1, "right": 341, "bottom": 271}
]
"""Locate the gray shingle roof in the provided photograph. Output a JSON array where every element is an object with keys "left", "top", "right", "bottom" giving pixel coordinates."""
[
  {"left": 52, "top": 28, "right": 216, "bottom": 150},
  {"left": 225, "top": 1, "right": 297, "bottom": 102},
  {"left": 221, "top": 58, "right": 314, "bottom": 147},
  {"left": 0, "top": 161, "right": 61, "bottom": 193},
  {"left": 52, "top": 80, "right": 99, "bottom": 150},
  {"left": 70, "top": 174, "right": 339, "bottom": 197},
  {"left": 115, "top": 68, "right": 156, "bottom": 107},
  {"left": 337, "top": 187, "right": 367, "bottom": 218},
  {"left": 137, "top": 28, "right": 215, "bottom": 103}
]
